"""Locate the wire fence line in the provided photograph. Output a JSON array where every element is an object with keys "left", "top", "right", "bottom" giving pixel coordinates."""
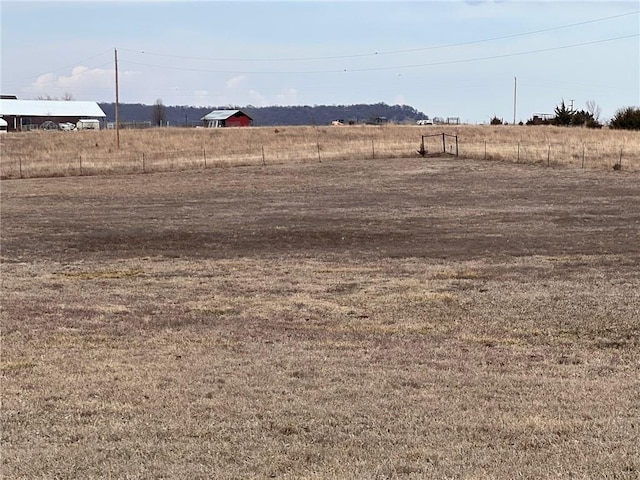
[
  {"left": 464, "top": 140, "right": 640, "bottom": 170},
  {"left": 2, "top": 136, "right": 639, "bottom": 179},
  {"left": 4, "top": 139, "right": 378, "bottom": 179}
]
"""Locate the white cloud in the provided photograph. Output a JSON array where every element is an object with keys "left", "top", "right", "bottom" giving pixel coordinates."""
[
  {"left": 248, "top": 89, "right": 268, "bottom": 107},
  {"left": 392, "top": 94, "right": 406, "bottom": 106},
  {"left": 60, "top": 66, "right": 113, "bottom": 88},
  {"left": 226, "top": 75, "right": 248, "bottom": 89},
  {"left": 33, "top": 72, "right": 57, "bottom": 87},
  {"left": 193, "top": 89, "right": 210, "bottom": 106},
  {"left": 26, "top": 65, "right": 117, "bottom": 100},
  {"left": 275, "top": 88, "right": 299, "bottom": 106}
]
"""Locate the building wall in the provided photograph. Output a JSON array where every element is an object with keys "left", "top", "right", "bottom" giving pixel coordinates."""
[{"left": 226, "top": 113, "right": 251, "bottom": 127}]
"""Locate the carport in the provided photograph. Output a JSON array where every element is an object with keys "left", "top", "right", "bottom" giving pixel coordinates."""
[{"left": 0, "top": 99, "right": 106, "bottom": 131}]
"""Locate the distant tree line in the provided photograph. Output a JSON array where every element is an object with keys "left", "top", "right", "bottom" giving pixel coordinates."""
[
  {"left": 37, "top": 95, "right": 639, "bottom": 130},
  {"left": 98, "top": 102, "right": 428, "bottom": 127},
  {"left": 244, "top": 103, "right": 425, "bottom": 126}
]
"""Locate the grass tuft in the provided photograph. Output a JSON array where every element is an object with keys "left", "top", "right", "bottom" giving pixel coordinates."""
[
  {"left": 0, "top": 361, "right": 37, "bottom": 372},
  {"left": 56, "top": 269, "right": 143, "bottom": 279}
]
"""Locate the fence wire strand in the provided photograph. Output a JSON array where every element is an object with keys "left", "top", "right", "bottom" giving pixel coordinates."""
[{"left": 2, "top": 136, "right": 639, "bottom": 179}]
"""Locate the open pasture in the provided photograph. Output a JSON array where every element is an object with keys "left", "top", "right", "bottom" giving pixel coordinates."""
[
  {"left": 1, "top": 124, "right": 639, "bottom": 179},
  {"left": 1, "top": 156, "right": 639, "bottom": 478}
]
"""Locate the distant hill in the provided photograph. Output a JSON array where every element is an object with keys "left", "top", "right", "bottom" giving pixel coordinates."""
[{"left": 98, "top": 102, "right": 428, "bottom": 127}]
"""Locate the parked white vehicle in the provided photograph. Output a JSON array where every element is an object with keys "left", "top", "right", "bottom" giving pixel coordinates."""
[
  {"left": 59, "top": 122, "right": 76, "bottom": 131},
  {"left": 76, "top": 119, "right": 100, "bottom": 130},
  {"left": 416, "top": 119, "right": 433, "bottom": 125}
]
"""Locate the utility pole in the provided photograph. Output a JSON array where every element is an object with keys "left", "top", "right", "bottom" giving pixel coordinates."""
[
  {"left": 569, "top": 99, "right": 575, "bottom": 112},
  {"left": 115, "top": 48, "right": 120, "bottom": 149},
  {"left": 513, "top": 76, "right": 517, "bottom": 125}
]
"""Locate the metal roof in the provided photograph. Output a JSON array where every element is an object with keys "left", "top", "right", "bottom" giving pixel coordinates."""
[
  {"left": 201, "top": 109, "right": 251, "bottom": 121},
  {"left": 0, "top": 99, "right": 106, "bottom": 117}
]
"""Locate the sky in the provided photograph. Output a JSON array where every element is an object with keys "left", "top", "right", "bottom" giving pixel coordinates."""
[{"left": 1, "top": 0, "right": 639, "bottom": 124}]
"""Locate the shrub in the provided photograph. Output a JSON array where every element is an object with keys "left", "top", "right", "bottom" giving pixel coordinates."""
[
  {"left": 610, "top": 106, "right": 640, "bottom": 130},
  {"left": 572, "top": 110, "right": 602, "bottom": 129}
]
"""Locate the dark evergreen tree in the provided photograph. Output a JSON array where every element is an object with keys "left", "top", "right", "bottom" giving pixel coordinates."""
[
  {"left": 610, "top": 106, "right": 640, "bottom": 130},
  {"left": 552, "top": 100, "right": 573, "bottom": 126},
  {"left": 571, "top": 110, "right": 602, "bottom": 129}
]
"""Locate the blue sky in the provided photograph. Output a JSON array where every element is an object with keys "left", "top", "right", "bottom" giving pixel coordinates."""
[{"left": 1, "top": 0, "right": 638, "bottom": 123}]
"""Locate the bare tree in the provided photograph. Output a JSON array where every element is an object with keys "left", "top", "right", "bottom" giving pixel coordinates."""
[
  {"left": 586, "top": 100, "right": 601, "bottom": 122},
  {"left": 151, "top": 99, "right": 167, "bottom": 126},
  {"left": 62, "top": 92, "right": 74, "bottom": 101}
]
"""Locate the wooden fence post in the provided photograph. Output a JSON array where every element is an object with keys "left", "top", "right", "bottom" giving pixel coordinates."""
[
  {"left": 142, "top": 152, "right": 146, "bottom": 173},
  {"left": 203, "top": 147, "right": 207, "bottom": 168},
  {"left": 547, "top": 144, "right": 551, "bottom": 167},
  {"left": 418, "top": 136, "right": 425, "bottom": 157},
  {"left": 262, "top": 145, "right": 266, "bottom": 166},
  {"left": 372, "top": 138, "right": 375, "bottom": 159},
  {"left": 317, "top": 141, "right": 321, "bottom": 163},
  {"left": 618, "top": 146, "right": 624, "bottom": 169}
]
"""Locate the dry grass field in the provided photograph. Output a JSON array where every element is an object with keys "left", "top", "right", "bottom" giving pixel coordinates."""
[
  {"left": 1, "top": 124, "right": 639, "bottom": 179},
  {"left": 1, "top": 153, "right": 639, "bottom": 478}
]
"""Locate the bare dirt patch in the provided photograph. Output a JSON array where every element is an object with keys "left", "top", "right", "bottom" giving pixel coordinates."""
[{"left": 2, "top": 157, "right": 639, "bottom": 479}]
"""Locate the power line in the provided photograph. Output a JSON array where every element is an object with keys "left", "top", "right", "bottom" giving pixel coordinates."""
[
  {"left": 7, "top": 9, "right": 638, "bottom": 91},
  {"left": 119, "top": 34, "right": 639, "bottom": 75},
  {"left": 118, "top": 9, "right": 639, "bottom": 62},
  {"left": 348, "top": 34, "right": 639, "bottom": 73}
]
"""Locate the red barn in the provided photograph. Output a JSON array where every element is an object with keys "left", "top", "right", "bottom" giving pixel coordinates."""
[{"left": 201, "top": 109, "right": 252, "bottom": 128}]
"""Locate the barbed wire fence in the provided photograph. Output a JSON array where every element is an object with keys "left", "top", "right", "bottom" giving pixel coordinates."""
[{"left": 2, "top": 136, "right": 639, "bottom": 179}]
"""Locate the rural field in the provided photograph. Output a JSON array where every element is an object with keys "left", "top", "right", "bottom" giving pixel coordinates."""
[
  {"left": 1, "top": 142, "right": 640, "bottom": 477},
  {"left": 1, "top": 124, "right": 640, "bottom": 178}
]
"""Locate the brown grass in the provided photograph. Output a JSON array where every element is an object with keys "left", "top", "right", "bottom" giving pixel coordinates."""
[
  {"left": 1, "top": 124, "right": 639, "bottom": 179},
  {"left": 1, "top": 156, "right": 639, "bottom": 478}
]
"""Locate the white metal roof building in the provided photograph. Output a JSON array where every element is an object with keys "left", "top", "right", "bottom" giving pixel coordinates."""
[{"left": 0, "top": 99, "right": 106, "bottom": 131}]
